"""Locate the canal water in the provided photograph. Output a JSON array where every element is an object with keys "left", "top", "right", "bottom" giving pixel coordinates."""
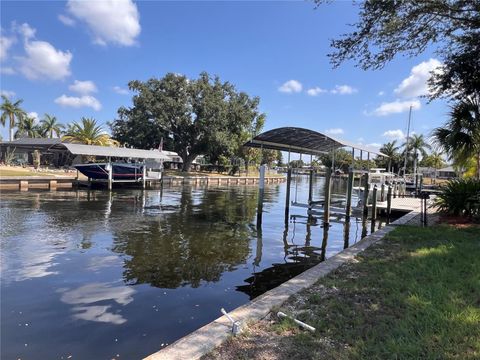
[{"left": 1, "top": 176, "right": 388, "bottom": 359}]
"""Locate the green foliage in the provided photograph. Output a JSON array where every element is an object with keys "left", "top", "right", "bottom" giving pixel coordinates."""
[
  {"left": 1, "top": 95, "right": 26, "bottom": 141},
  {"left": 63, "top": 117, "right": 118, "bottom": 146},
  {"left": 435, "top": 178, "right": 480, "bottom": 217},
  {"left": 419, "top": 152, "right": 446, "bottom": 169},
  {"left": 3, "top": 147, "right": 16, "bottom": 165},
  {"left": 111, "top": 72, "right": 265, "bottom": 171},
  {"left": 377, "top": 141, "right": 402, "bottom": 173},
  {"left": 432, "top": 96, "right": 480, "bottom": 179},
  {"left": 316, "top": 1, "right": 480, "bottom": 101},
  {"left": 15, "top": 116, "right": 42, "bottom": 139},
  {"left": 40, "top": 114, "right": 64, "bottom": 138}
]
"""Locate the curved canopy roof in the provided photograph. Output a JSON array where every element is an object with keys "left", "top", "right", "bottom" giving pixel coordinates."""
[{"left": 244, "top": 127, "right": 387, "bottom": 157}]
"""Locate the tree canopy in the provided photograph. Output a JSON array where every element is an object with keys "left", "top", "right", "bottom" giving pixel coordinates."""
[
  {"left": 316, "top": 0, "right": 480, "bottom": 100},
  {"left": 111, "top": 72, "right": 266, "bottom": 171}
]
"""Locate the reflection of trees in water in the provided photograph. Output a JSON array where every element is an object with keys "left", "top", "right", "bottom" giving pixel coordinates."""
[
  {"left": 237, "top": 221, "right": 328, "bottom": 300},
  {"left": 111, "top": 187, "right": 266, "bottom": 289}
]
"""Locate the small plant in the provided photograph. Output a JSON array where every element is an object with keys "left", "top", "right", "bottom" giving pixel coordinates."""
[
  {"left": 32, "top": 149, "right": 41, "bottom": 169},
  {"left": 434, "top": 178, "right": 480, "bottom": 217},
  {"left": 3, "top": 146, "right": 16, "bottom": 165}
]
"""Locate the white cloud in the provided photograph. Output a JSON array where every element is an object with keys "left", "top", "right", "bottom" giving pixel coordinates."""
[
  {"left": 331, "top": 84, "right": 357, "bottom": 95},
  {"left": 58, "top": 14, "right": 76, "bottom": 27},
  {"left": 14, "top": 22, "right": 36, "bottom": 40},
  {"left": 69, "top": 80, "right": 97, "bottom": 95},
  {"left": 0, "top": 90, "right": 15, "bottom": 98},
  {"left": 67, "top": 0, "right": 141, "bottom": 46},
  {"left": 278, "top": 79, "right": 302, "bottom": 93},
  {"left": 55, "top": 94, "right": 101, "bottom": 111},
  {"left": 325, "top": 128, "right": 344, "bottom": 135},
  {"left": 27, "top": 111, "right": 39, "bottom": 122},
  {"left": 18, "top": 40, "right": 72, "bottom": 80},
  {"left": 306, "top": 87, "right": 327, "bottom": 96},
  {"left": 367, "top": 142, "right": 382, "bottom": 148},
  {"left": 113, "top": 86, "right": 129, "bottom": 95},
  {"left": 0, "top": 34, "right": 15, "bottom": 60},
  {"left": 383, "top": 129, "right": 406, "bottom": 141},
  {"left": 13, "top": 23, "right": 72, "bottom": 81},
  {"left": 394, "top": 58, "right": 442, "bottom": 98},
  {"left": 378, "top": 91, "right": 385, "bottom": 96},
  {"left": 370, "top": 99, "right": 421, "bottom": 116}
]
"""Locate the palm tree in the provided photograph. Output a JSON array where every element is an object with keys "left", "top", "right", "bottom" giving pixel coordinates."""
[
  {"left": 403, "top": 134, "right": 431, "bottom": 176},
  {"left": 15, "top": 116, "right": 41, "bottom": 139},
  {"left": 379, "top": 141, "right": 400, "bottom": 172},
  {"left": 432, "top": 96, "right": 480, "bottom": 179},
  {"left": 0, "top": 95, "right": 26, "bottom": 141},
  {"left": 63, "top": 117, "right": 118, "bottom": 146},
  {"left": 40, "top": 114, "right": 64, "bottom": 138}
]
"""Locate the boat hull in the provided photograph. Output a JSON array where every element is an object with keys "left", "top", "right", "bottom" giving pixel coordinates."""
[{"left": 74, "top": 163, "right": 142, "bottom": 181}]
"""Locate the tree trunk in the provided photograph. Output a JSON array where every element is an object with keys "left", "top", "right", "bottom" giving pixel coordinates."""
[
  {"left": 181, "top": 153, "right": 196, "bottom": 172},
  {"left": 9, "top": 113, "right": 16, "bottom": 141}
]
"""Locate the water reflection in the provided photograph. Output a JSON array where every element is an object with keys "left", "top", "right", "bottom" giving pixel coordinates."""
[
  {"left": 59, "top": 282, "right": 135, "bottom": 325},
  {"left": 111, "top": 187, "right": 278, "bottom": 288}
]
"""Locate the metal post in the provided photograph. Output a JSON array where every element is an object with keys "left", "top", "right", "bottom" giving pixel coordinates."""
[
  {"left": 323, "top": 167, "right": 332, "bottom": 226},
  {"left": 142, "top": 164, "right": 146, "bottom": 189},
  {"left": 362, "top": 173, "right": 369, "bottom": 219},
  {"left": 345, "top": 170, "right": 354, "bottom": 220},
  {"left": 284, "top": 168, "right": 292, "bottom": 224},
  {"left": 386, "top": 186, "right": 392, "bottom": 223},
  {"left": 107, "top": 158, "right": 113, "bottom": 191}
]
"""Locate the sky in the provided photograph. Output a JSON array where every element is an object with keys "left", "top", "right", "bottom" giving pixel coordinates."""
[{"left": 0, "top": 0, "right": 449, "bottom": 152}]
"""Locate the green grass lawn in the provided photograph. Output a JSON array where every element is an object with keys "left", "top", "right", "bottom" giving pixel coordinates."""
[
  {"left": 0, "top": 169, "right": 62, "bottom": 177},
  {"left": 207, "top": 225, "right": 480, "bottom": 360}
]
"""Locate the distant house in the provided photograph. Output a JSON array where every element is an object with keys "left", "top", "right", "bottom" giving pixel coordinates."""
[
  {"left": 418, "top": 165, "right": 458, "bottom": 179},
  {"left": 0, "top": 138, "right": 205, "bottom": 170},
  {"left": 437, "top": 166, "right": 457, "bottom": 179}
]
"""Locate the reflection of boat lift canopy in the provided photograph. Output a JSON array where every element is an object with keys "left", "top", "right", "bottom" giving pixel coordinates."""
[{"left": 244, "top": 127, "right": 390, "bottom": 226}]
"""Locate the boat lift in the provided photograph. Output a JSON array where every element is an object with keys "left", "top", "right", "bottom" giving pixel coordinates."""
[{"left": 244, "top": 127, "right": 391, "bottom": 227}]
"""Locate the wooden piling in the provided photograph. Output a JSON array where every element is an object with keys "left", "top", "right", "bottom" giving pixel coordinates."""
[
  {"left": 49, "top": 180, "right": 57, "bottom": 190},
  {"left": 371, "top": 185, "right": 378, "bottom": 221},
  {"left": 308, "top": 169, "right": 314, "bottom": 204},
  {"left": 362, "top": 173, "right": 369, "bottom": 219},
  {"left": 345, "top": 170, "right": 354, "bottom": 220},
  {"left": 386, "top": 186, "right": 392, "bottom": 223},
  {"left": 284, "top": 168, "right": 292, "bottom": 224},
  {"left": 107, "top": 160, "right": 113, "bottom": 191},
  {"left": 323, "top": 167, "right": 332, "bottom": 226},
  {"left": 20, "top": 180, "right": 28, "bottom": 191},
  {"left": 380, "top": 183, "right": 385, "bottom": 202}
]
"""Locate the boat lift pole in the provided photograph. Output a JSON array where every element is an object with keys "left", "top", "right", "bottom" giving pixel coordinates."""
[{"left": 107, "top": 157, "right": 113, "bottom": 191}]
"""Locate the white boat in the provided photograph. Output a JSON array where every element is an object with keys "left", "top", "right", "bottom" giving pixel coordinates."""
[{"left": 353, "top": 168, "right": 406, "bottom": 204}]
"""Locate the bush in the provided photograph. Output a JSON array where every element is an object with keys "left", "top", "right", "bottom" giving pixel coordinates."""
[{"left": 434, "top": 178, "right": 480, "bottom": 217}]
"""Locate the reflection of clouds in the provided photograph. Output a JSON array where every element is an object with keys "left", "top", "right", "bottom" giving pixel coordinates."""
[
  {"left": 60, "top": 283, "right": 135, "bottom": 325},
  {"left": 1, "top": 228, "right": 66, "bottom": 284},
  {"left": 70, "top": 305, "right": 127, "bottom": 325},
  {"left": 88, "top": 255, "right": 120, "bottom": 271}
]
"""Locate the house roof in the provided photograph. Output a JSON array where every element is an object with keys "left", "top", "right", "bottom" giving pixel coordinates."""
[{"left": 244, "top": 127, "right": 387, "bottom": 157}]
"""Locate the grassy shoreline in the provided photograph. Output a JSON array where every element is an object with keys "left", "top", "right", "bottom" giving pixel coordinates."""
[{"left": 205, "top": 225, "right": 480, "bottom": 360}]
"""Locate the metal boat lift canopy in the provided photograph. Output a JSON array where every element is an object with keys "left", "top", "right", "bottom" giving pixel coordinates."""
[{"left": 244, "top": 127, "right": 387, "bottom": 157}]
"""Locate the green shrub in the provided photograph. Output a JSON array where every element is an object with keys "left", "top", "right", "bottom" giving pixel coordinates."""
[{"left": 434, "top": 178, "right": 480, "bottom": 217}]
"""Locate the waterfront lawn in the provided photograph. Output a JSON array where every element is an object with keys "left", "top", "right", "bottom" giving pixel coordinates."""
[{"left": 206, "top": 225, "right": 480, "bottom": 360}]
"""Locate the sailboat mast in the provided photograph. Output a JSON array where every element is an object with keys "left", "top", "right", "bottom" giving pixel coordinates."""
[{"left": 402, "top": 105, "right": 412, "bottom": 176}]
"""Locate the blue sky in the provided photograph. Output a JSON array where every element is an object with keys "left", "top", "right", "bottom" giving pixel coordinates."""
[{"left": 1, "top": 0, "right": 448, "bottom": 151}]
